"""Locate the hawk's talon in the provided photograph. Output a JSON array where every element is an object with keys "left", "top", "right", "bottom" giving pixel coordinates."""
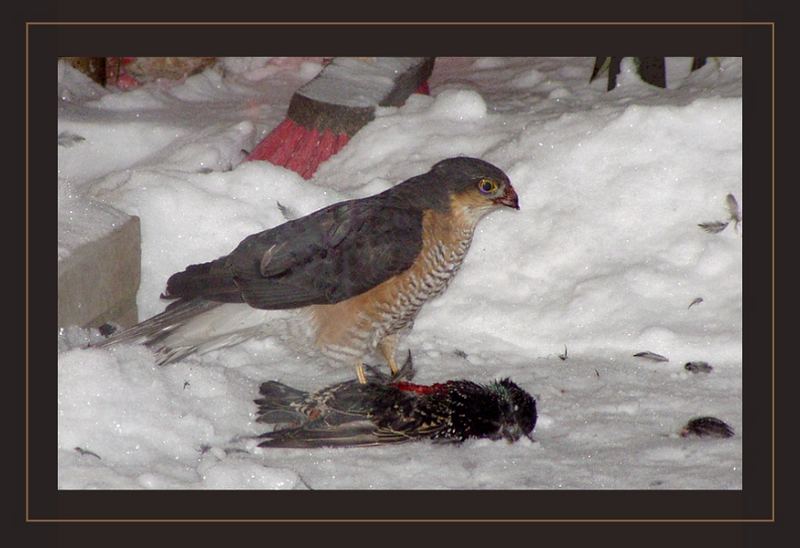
[
  {"left": 388, "top": 356, "right": 399, "bottom": 376},
  {"left": 355, "top": 363, "right": 367, "bottom": 385},
  {"left": 378, "top": 334, "right": 400, "bottom": 376}
]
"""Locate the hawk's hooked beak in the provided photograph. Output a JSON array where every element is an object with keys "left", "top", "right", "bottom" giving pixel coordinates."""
[{"left": 494, "top": 185, "right": 520, "bottom": 210}]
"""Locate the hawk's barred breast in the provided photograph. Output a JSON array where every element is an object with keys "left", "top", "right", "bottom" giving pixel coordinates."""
[{"left": 308, "top": 206, "right": 477, "bottom": 364}]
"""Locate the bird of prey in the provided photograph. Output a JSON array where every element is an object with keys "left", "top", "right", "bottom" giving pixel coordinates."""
[
  {"left": 255, "top": 353, "right": 537, "bottom": 448},
  {"left": 98, "top": 156, "right": 519, "bottom": 383}
]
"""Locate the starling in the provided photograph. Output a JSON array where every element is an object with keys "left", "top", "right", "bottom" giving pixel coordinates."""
[{"left": 254, "top": 353, "right": 537, "bottom": 448}]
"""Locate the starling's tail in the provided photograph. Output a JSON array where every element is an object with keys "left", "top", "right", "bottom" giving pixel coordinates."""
[{"left": 254, "top": 381, "right": 310, "bottom": 424}]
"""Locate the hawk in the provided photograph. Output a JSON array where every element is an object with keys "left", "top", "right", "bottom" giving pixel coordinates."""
[{"left": 99, "top": 157, "right": 519, "bottom": 382}]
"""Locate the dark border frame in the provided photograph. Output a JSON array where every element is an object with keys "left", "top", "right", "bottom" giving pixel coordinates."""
[{"left": 32, "top": 22, "right": 772, "bottom": 523}]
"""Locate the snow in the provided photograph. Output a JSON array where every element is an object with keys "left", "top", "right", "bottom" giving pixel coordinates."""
[
  {"left": 299, "top": 57, "right": 427, "bottom": 107},
  {"left": 428, "top": 88, "right": 488, "bottom": 120},
  {"left": 57, "top": 193, "right": 133, "bottom": 261},
  {"left": 57, "top": 57, "right": 742, "bottom": 490}
]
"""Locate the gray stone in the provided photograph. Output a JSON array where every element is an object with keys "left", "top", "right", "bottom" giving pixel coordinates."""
[{"left": 58, "top": 200, "right": 141, "bottom": 329}]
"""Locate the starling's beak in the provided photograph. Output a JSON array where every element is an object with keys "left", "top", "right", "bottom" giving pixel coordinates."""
[
  {"left": 498, "top": 424, "right": 525, "bottom": 443},
  {"left": 494, "top": 184, "right": 520, "bottom": 210}
]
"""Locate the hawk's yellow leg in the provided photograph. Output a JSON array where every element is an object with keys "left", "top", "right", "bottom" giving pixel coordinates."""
[{"left": 378, "top": 334, "right": 400, "bottom": 376}]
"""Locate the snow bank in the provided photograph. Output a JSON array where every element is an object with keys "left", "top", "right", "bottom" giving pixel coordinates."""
[{"left": 57, "top": 57, "right": 742, "bottom": 490}]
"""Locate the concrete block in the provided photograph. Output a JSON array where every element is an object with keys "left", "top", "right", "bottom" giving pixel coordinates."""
[{"left": 58, "top": 199, "right": 141, "bottom": 329}]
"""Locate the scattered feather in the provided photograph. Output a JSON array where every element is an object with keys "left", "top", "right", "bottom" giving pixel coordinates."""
[
  {"left": 98, "top": 322, "right": 119, "bottom": 337},
  {"left": 685, "top": 361, "right": 713, "bottom": 374},
  {"left": 453, "top": 349, "right": 468, "bottom": 359},
  {"left": 726, "top": 193, "right": 741, "bottom": 232},
  {"left": 725, "top": 193, "right": 741, "bottom": 222},
  {"left": 698, "top": 194, "right": 741, "bottom": 235},
  {"left": 223, "top": 447, "right": 250, "bottom": 456},
  {"left": 680, "top": 417, "right": 734, "bottom": 438},
  {"left": 698, "top": 220, "right": 729, "bottom": 234},
  {"left": 58, "top": 131, "right": 86, "bottom": 147},
  {"left": 276, "top": 201, "right": 299, "bottom": 221},
  {"left": 688, "top": 297, "right": 704, "bottom": 309},
  {"left": 594, "top": 369, "right": 600, "bottom": 378},
  {"left": 633, "top": 351, "right": 669, "bottom": 362},
  {"left": 558, "top": 345, "right": 568, "bottom": 361},
  {"left": 74, "top": 447, "right": 101, "bottom": 460}
]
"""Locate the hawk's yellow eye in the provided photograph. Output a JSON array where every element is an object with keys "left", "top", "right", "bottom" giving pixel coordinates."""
[{"left": 478, "top": 178, "right": 498, "bottom": 194}]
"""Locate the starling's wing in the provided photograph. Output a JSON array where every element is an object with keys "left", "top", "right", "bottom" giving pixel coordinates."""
[
  {"left": 315, "top": 353, "right": 416, "bottom": 419},
  {"left": 257, "top": 419, "right": 408, "bottom": 448},
  {"left": 257, "top": 420, "right": 449, "bottom": 447},
  {"left": 164, "top": 197, "right": 424, "bottom": 309},
  {"left": 369, "top": 384, "right": 454, "bottom": 442},
  {"left": 255, "top": 358, "right": 415, "bottom": 429},
  {"left": 373, "top": 420, "right": 446, "bottom": 442}
]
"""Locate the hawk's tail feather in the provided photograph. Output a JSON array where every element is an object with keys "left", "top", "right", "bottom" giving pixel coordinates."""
[
  {"left": 93, "top": 298, "right": 223, "bottom": 352},
  {"left": 164, "top": 260, "right": 243, "bottom": 302},
  {"left": 151, "top": 344, "right": 204, "bottom": 366}
]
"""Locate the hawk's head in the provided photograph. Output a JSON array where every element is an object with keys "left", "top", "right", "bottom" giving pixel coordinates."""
[
  {"left": 430, "top": 157, "right": 519, "bottom": 222},
  {"left": 386, "top": 156, "right": 519, "bottom": 222}
]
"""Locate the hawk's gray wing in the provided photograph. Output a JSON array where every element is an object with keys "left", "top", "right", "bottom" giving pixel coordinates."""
[{"left": 164, "top": 197, "right": 424, "bottom": 309}]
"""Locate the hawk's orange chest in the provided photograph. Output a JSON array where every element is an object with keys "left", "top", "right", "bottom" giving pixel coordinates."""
[{"left": 307, "top": 200, "right": 477, "bottom": 363}]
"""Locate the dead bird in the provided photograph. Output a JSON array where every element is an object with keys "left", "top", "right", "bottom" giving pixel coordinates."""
[{"left": 254, "top": 353, "right": 537, "bottom": 448}]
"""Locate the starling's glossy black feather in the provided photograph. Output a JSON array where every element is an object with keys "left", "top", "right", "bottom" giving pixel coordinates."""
[{"left": 255, "top": 354, "right": 537, "bottom": 448}]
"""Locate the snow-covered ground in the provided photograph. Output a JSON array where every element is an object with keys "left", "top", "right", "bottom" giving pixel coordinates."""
[{"left": 57, "top": 57, "right": 742, "bottom": 490}]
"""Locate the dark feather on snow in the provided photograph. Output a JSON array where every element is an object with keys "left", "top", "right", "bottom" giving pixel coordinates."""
[
  {"left": 684, "top": 361, "right": 713, "bottom": 374},
  {"left": 75, "top": 446, "right": 101, "bottom": 459},
  {"left": 58, "top": 131, "right": 86, "bottom": 147},
  {"left": 633, "top": 351, "right": 669, "bottom": 362},
  {"left": 725, "top": 193, "right": 741, "bottom": 223},
  {"left": 276, "top": 201, "right": 298, "bottom": 221},
  {"left": 698, "top": 220, "right": 729, "bottom": 234},
  {"left": 688, "top": 297, "right": 704, "bottom": 309},
  {"left": 680, "top": 416, "right": 734, "bottom": 438}
]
